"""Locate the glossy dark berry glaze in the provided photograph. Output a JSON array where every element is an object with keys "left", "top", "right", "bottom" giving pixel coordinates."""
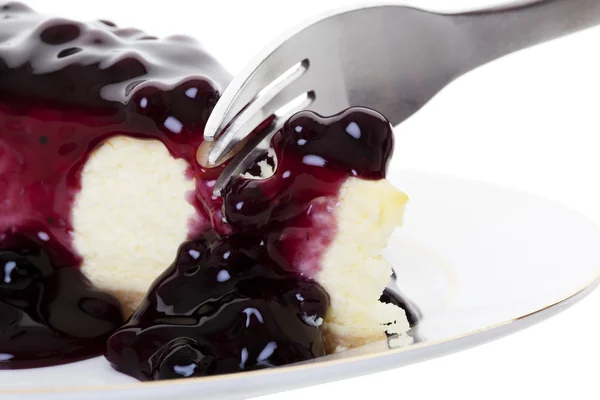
[
  {"left": 222, "top": 108, "right": 394, "bottom": 276},
  {"left": 0, "top": 233, "right": 124, "bottom": 368},
  {"left": 106, "top": 109, "right": 396, "bottom": 379},
  {"left": 0, "top": 2, "right": 230, "bottom": 368},
  {"left": 0, "top": 2, "right": 414, "bottom": 376},
  {"left": 106, "top": 234, "right": 329, "bottom": 380}
]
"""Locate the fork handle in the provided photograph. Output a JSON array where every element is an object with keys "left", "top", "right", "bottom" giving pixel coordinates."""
[{"left": 448, "top": 0, "right": 600, "bottom": 75}]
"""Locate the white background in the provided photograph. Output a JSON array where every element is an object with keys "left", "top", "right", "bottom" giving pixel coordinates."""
[{"left": 26, "top": 0, "right": 600, "bottom": 399}]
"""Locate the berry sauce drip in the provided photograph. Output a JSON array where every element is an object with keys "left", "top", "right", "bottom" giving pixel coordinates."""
[
  {"left": 380, "top": 271, "right": 420, "bottom": 327},
  {"left": 222, "top": 108, "right": 394, "bottom": 276},
  {"left": 0, "top": 2, "right": 230, "bottom": 368},
  {"left": 0, "top": 234, "right": 124, "bottom": 368},
  {"left": 106, "top": 235, "right": 329, "bottom": 381},
  {"left": 106, "top": 108, "right": 396, "bottom": 379}
]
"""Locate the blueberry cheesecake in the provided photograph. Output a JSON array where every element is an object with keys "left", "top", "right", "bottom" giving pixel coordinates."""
[{"left": 0, "top": 2, "right": 414, "bottom": 379}]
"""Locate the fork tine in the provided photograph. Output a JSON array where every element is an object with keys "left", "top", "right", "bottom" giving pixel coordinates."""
[
  {"left": 211, "top": 91, "right": 315, "bottom": 196},
  {"left": 205, "top": 59, "right": 309, "bottom": 165},
  {"left": 204, "top": 53, "right": 309, "bottom": 142},
  {"left": 203, "top": 4, "right": 358, "bottom": 144},
  {"left": 212, "top": 123, "right": 278, "bottom": 197},
  {"left": 207, "top": 75, "right": 314, "bottom": 166},
  {"left": 203, "top": 2, "right": 344, "bottom": 142},
  {"left": 207, "top": 109, "right": 271, "bottom": 167},
  {"left": 204, "top": 75, "right": 263, "bottom": 142}
]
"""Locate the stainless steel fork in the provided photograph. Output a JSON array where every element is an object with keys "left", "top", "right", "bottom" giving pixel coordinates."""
[{"left": 201, "top": 0, "right": 600, "bottom": 196}]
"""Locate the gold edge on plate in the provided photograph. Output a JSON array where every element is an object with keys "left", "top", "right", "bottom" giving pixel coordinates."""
[{"left": 3, "top": 267, "right": 600, "bottom": 396}]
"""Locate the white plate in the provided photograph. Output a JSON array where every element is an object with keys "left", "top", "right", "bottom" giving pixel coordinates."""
[{"left": 2, "top": 169, "right": 599, "bottom": 400}]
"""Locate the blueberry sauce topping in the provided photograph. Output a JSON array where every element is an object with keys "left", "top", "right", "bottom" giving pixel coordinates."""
[
  {"left": 0, "top": 3, "right": 229, "bottom": 367},
  {"left": 224, "top": 108, "right": 393, "bottom": 230},
  {"left": 222, "top": 108, "right": 394, "bottom": 276},
  {"left": 106, "top": 109, "right": 395, "bottom": 379},
  {"left": 0, "top": 3, "right": 232, "bottom": 265},
  {"left": 0, "top": 233, "right": 123, "bottom": 368},
  {"left": 0, "top": 2, "right": 414, "bottom": 376},
  {"left": 106, "top": 235, "right": 328, "bottom": 380}
]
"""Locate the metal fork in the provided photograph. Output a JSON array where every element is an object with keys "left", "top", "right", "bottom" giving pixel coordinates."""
[{"left": 201, "top": 0, "right": 600, "bottom": 196}]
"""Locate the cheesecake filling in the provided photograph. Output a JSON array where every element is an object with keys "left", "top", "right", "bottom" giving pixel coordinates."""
[{"left": 0, "top": 3, "right": 414, "bottom": 376}]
